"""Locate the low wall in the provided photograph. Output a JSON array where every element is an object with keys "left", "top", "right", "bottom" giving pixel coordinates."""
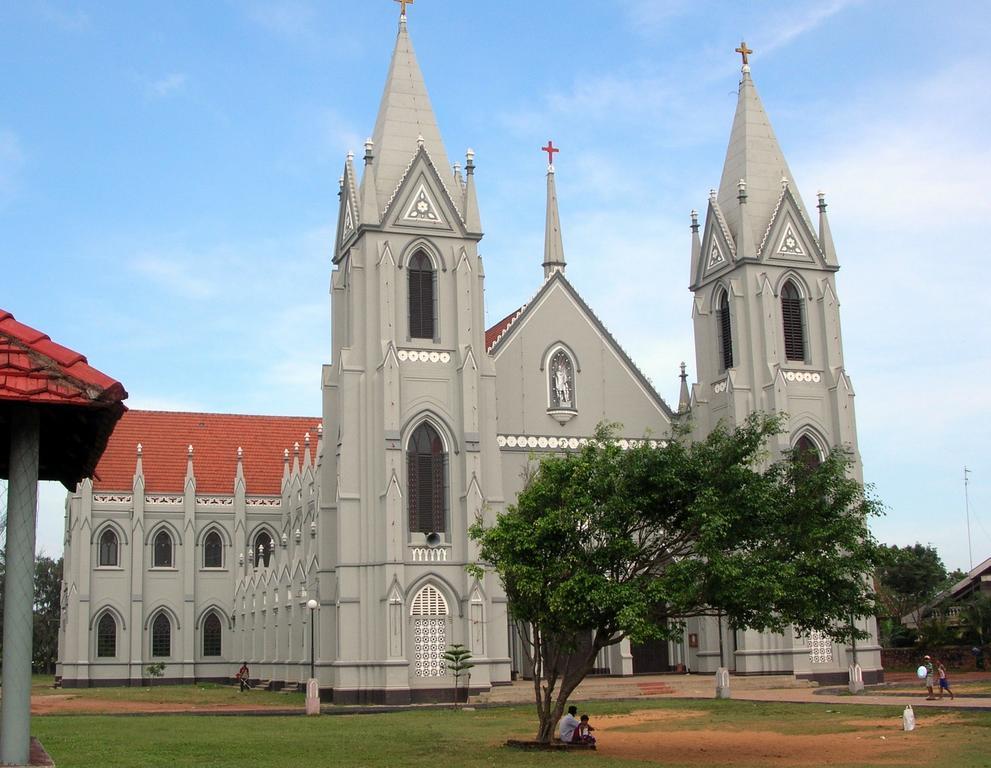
[{"left": 881, "top": 646, "right": 987, "bottom": 672}]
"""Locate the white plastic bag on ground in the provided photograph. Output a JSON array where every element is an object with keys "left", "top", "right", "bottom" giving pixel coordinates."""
[{"left": 903, "top": 705, "right": 915, "bottom": 731}]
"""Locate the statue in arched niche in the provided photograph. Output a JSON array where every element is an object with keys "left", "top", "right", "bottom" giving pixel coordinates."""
[{"left": 549, "top": 350, "right": 575, "bottom": 409}]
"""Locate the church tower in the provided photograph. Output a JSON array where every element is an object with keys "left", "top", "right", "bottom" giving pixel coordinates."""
[
  {"left": 686, "top": 47, "right": 882, "bottom": 684},
  {"left": 318, "top": 10, "right": 509, "bottom": 703}
]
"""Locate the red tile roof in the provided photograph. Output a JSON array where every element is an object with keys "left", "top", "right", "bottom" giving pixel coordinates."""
[
  {"left": 0, "top": 309, "right": 126, "bottom": 407},
  {"left": 93, "top": 410, "right": 321, "bottom": 495},
  {"left": 485, "top": 307, "right": 523, "bottom": 352}
]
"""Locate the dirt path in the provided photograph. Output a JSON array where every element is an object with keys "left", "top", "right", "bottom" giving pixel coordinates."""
[{"left": 31, "top": 694, "right": 297, "bottom": 716}]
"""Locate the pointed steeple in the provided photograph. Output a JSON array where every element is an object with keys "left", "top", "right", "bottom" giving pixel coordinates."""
[
  {"left": 717, "top": 58, "right": 806, "bottom": 250},
  {"left": 463, "top": 149, "right": 482, "bottom": 234},
  {"left": 360, "top": 138, "right": 380, "bottom": 226},
  {"left": 689, "top": 209, "right": 701, "bottom": 284},
  {"left": 370, "top": 15, "right": 455, "bottom": 215},
  {"left": 678, "top": 362, "right": 691, "bottom": 413},
  {"left": 817, "top": 191, "right": 838, "bottom": 267},
  {"left": 543, "top": 165, "right": 566, "bottom": 278}
]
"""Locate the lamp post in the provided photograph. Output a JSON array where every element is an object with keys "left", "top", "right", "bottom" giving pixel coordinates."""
[
  {"left": 306, "top": 598, "right": 318, "bottom": 679},
  {"left": 305, "top": 598, "right": 320, "bottom": 715}
]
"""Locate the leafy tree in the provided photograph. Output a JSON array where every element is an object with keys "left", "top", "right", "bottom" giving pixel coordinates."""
[
  {"left": 33, "top": 555, "right": 62, "bottom": 673},
  {"left": 443, "top": 644, "right": 474, "bottom": 709},
  {"left": 959, "top": 593, "right": 991, "bottom": 648},
  {"left": 145, "top": 662, "right": 166, "bottom": 686},
  {"left": 470, "top": 414, "right": 883, "bottom": 742},
  {"left": 875, "top": 543, "right": 949, "bottom": 631}
]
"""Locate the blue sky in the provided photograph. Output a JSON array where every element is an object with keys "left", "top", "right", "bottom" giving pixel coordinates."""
[{"left": 1, "top": 1, "right": 989, "bottom": 572}]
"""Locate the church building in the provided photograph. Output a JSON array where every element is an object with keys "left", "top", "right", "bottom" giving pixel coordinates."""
[{"left": 56, "top": 13, "right": 882, "bottom": 701}]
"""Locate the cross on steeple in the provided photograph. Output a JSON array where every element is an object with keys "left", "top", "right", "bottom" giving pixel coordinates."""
[
  {"left": 735, "top": 41, "right": 753, "bottom": 66},
  {"left": 542, "top": 140, "right": 559, "bottom": 167},
  {"left": 394, "top": 0, "right": 413, "bottom": 18}
]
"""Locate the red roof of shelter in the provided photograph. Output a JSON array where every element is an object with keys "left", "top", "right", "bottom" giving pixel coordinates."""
[
  {"left": 0, "top": 310, "right": 126, "bottom": 406},
  {"left": 485, "top": 308, "right": 522, "bottom": 352},
  {"left": 1, "top": 308, "right": 127, "bottom": 488},
  {"left": 93, "top": 410, "right": 320, "bottom": 495}
]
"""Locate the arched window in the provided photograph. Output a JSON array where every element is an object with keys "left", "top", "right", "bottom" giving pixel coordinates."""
[
  {"left": 410, "top": 585, "right": 448, "bottom": 677},
  {"left": 794, "top": 434, "right": 822, "bottom": 471},
  {"left": 781, "top": 280, "right": 806, "bottom": 361},
  {"left": 98, "top": 529, "right": 119, "bottom": 567},
  {"left": 716, "top": 289, "right": 733, "bottom": 370},
  {"left": 153, "top": 530, "right": 173, "bottom": 568},
  {"left": 253, "top": 530, "right": 273, "bottom": 568},
  {"left": 202, "top": 612, "right": 222, "bottom": 657},
  {"left": 408, "top": 251, "right": 435, "bottom": 340},
  {"left": 152, "top": 613, "right": 171, "bottom": 658},
  {"left": 407, "top": 423, "right": 448, "bottom": 535},
  {"left": 96, "top": 612, "right": 117, "bottom": 658},
  {"left": 203, "top": 530, "right": 223, "bottom": 568},
  {"left": 548, "top": 349, "right": 576, "bottom": 410}
]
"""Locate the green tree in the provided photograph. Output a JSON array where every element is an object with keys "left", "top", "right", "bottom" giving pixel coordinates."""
[
  {"left": 875, "top": 543, "right": 948, "bottom": 632},
  {"left": 959, "top": 593, "right": 991, "bottom": 648},
  {"left": 145, "top": 662, "right": 166, "bottom": 686},
  {"left": 470, "top": 414, "right": 883, "bottom": 743},
  {"left": 33, "top": 555, "right": 63, "bottom": 673},
  {"left": 443, "top": 644, "right": 474, "bottom": 709}
]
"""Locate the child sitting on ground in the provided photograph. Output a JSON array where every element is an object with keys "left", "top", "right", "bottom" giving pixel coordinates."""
[{"left": 576, "top": 714, "right": 596, "bottom": 745}]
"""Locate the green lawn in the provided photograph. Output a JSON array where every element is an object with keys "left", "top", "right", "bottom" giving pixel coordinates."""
[{"left": 31, "top": 700, "right": 991, "bottom": 768}]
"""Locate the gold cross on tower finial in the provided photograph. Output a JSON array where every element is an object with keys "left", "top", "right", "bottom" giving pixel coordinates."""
[
  {"left": 735, "top": 41, "right": 753, "bottom": 66},
  {"left": 395, "top": 0, "right": 413, "bottom": 18}
]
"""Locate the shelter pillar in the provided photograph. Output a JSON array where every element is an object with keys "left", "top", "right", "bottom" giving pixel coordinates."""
[{"left": 1, "top": 407, "right": 39, "bottom": 766}]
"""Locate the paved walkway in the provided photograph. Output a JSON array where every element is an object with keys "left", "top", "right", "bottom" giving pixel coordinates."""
[{"left": 475, "top": 673, "right": 991, "bottom": 711}]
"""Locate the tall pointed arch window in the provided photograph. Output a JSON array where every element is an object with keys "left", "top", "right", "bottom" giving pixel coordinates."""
[
  {"left": 98, "top": 528, "right": 119, "bottom": 567},
  {"left": 203, "top": 530, "right": 223, "bottom": 568},
  {"left": 202, "top": 612, "right": 222, "bottom": 657},
  {"left": 96, "top": 612, "right": 117, "bottom": 658},
  {"left": 408, "top": 251, "right": 436, "bottom": 340},
  {"left": 716, "top": 289, "right": 734, "bottom": 371},
  {"left": 794, "top": 434, "right": 823, "bottom": 471},
  {"left": 781, "top": 280, "right": 807, "bottom": 361},
  {"left": 410, "top": 585, "right": 449, "bottom": 677},
  {"left": 548, "top": 348, "right": 576, "bottom": 411},
  {"left": 153, "top": 530, "right": 173, "bottom": 568},
  {"left": 407, "top": 423, "right": 448, "bottom": 535},
  {"left": 151, "top": 613, "right": 171, "bottom": 658},
  {"left": 253, "top": 531, "right": 273, "bottom": 568}
]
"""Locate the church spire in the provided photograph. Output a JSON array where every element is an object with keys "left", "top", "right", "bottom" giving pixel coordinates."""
[
  {"left": 716, "top": 46, "right": 807, "bottom": 249},
  {"left": 369, "top": 12, "right": 455, "bottom": 215},
  {"left": 678, "top": 362, "right": 691, "bottom": 413},
  {"left": 542, "top": 142, "right": 566, "bottom": 279}
]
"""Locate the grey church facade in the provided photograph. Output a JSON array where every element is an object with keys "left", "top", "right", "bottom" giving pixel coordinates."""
[{"left": 56, "top": 15, "right": 883, "bottom": 701}]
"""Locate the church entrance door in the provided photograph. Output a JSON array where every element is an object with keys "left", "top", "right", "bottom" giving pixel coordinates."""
[{"left": 631, "top": 638, "right": 670, "bottom": 674}]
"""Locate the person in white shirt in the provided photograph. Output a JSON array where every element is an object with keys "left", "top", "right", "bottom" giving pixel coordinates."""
[{"left": 559, "top": 705, "right": 580, "bottom": 743}]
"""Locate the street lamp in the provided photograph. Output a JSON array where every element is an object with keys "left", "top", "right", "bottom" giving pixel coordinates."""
[{"left": 306, "top": 598, "right": 318, "bottom": 680}]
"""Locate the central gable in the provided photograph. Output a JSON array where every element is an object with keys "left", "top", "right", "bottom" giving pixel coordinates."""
[{"left": 382, "top": 148, "right": 465, "bottom": 236}]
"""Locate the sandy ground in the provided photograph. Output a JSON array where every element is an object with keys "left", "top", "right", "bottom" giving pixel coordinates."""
[{"left": 588, "top": 709, "right": 965, "bottom": 766}]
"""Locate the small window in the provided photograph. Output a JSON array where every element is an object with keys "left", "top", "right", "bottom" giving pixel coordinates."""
[
  {"left": 97, "top": 612, "right": 117, "bottom": 658},
  {"left": 407, "top": 423, "right": 448, "bottom": 534},
  {"left": 781, "top": 280, "right": 806, "bottom": 362},
  {"left": 253, "top": 531, "right": 273, "bottom": 568},
  {"left": 203, "top": 531, "right": 223, "bottom": 568},
  {"left": 202, "top": 613, "right": 222, "bottom": 657},
  {"left": 153, "top": 530, "right": 173, "bottom": 568},
  {"left": 408, "top": 251, "right": 435, "bottom": 340},
  {"left": 152, "top": 613, "right": 171, "bottom": 658},
  {"left": 716, "top": 289, "right": 733, "bottom": 370},
  {"left": 99, "top": 529, "right": 119, "bottom": 567}
]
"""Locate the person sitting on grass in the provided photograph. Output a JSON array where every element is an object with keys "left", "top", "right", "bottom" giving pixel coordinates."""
[
  {"left": 559, "top": 705, "right": 580, "bottom": 743},
  {"left": 576, "top": 714, "right": 596, "bottom": 745},
  {"left": 936, "top": 659, "right": 955, "bottom": 701}
]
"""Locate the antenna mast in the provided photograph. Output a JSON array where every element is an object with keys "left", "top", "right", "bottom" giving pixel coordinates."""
[{"left": 964, "top": 466, "right": 973, "bottom": 570}]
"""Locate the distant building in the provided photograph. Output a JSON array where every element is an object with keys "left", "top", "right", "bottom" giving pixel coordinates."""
[
  {"left": 902, "top": 557, "right": 991, "bottom": 630},
  {"left": 57, "top": 12, "right": 883, "bottom": 700}
]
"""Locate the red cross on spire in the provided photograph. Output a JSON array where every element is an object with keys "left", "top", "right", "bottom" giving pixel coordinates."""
[{"left": 541, "top": 140, "right": 559, "bottom": 167}]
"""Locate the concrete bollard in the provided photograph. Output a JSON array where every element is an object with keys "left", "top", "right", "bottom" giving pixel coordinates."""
[
  {"left": 848, "top": 663, "right": 864, "bottom": 694},
  {"left": 306, "top": 678, "right": 321, "bottom": 715},
  {"left": 715, "top": 667, "right": 731, "bottom": 699}
]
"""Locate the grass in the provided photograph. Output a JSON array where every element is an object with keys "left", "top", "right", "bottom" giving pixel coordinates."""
[
  {"left": 32, "top": 675, "right": 304, "bottom": 709},
  {"left": 30, "top": 699, "right": 991, "bottom": 768}
]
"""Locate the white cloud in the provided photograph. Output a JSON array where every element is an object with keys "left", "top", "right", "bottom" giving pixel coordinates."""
[
  {"left": 761, "top": 0, "right": 863, "bottom": 54},
  {"left": 36, "top": 1, "right": 90, "bottom": 32},
  {"left": 148, "top": 72, "right": 187, "bottom": 99},
  {"left": 131, "top": 254, "right": 217, "bottom": 299},
  {"left": 246, "top": 0, "right": 318, "bottom": 42}
]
